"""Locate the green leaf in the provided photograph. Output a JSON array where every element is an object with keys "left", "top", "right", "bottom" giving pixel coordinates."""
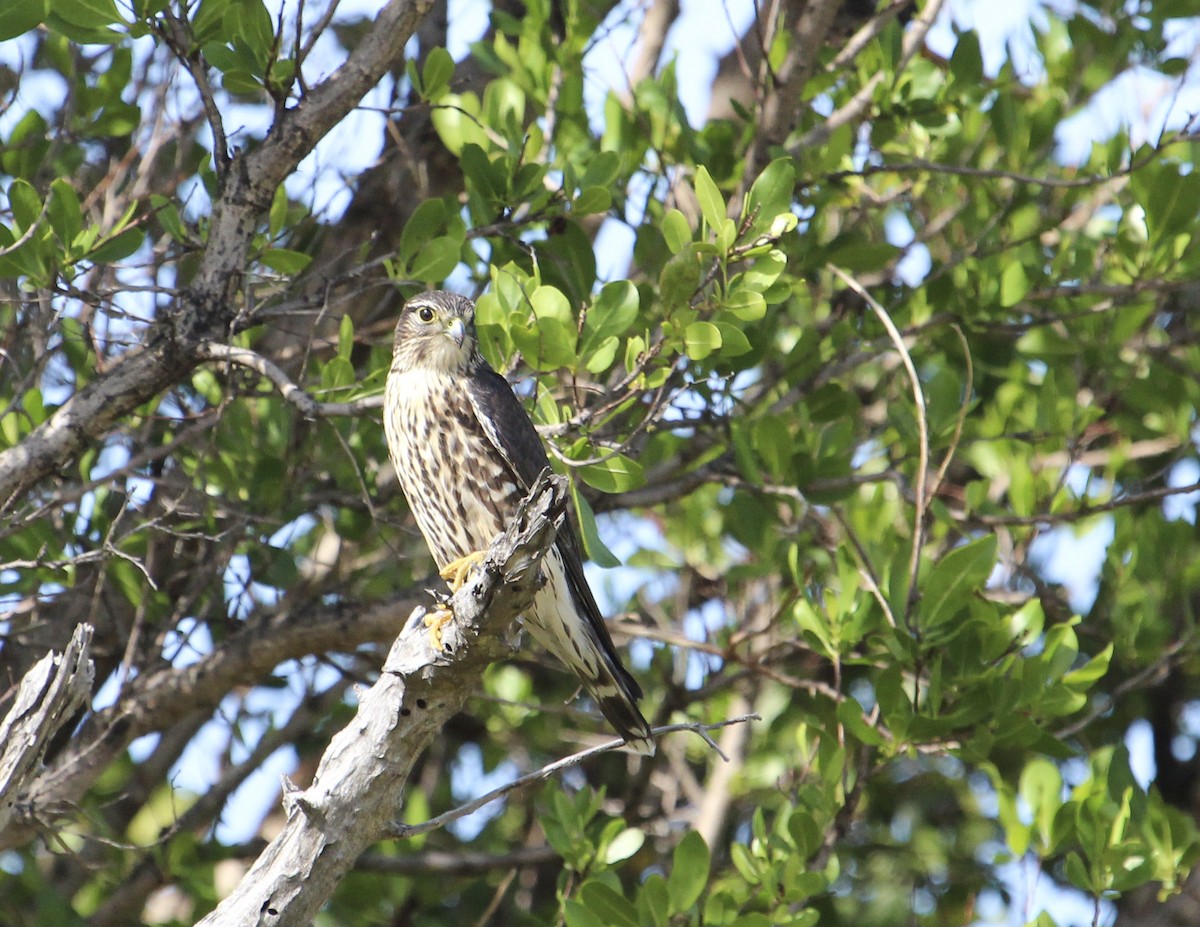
[
  {"left": 511, "top": 318, "right": 576, "bottom": 371},
  {"left": 0, "top": 412, "right": 21, "bottom": 447},
  {"left": 399, "top": 199, "right": 449, "bottom": 263},
  {"left": 584, "top": 280, "right": 639, "bottom": 346},
  {"left": 921, "top": 535, "right": 998, "bottom": 628},
  {"left": 8, "top": 179, "right": 42, "bottom": 231},
  {"left": 421, "top": 47, "right": 454, "bottom": 99},
  {"left": 746, "top": 158, "right": 795, "bottom": 228},
  {"left": 741, "top": 250, "right": 786, "bottom": 291},
  {"left": 47, "top": 177, "right": 82, "bottom": 248},
  {"left": 660, "top": 253, "right": 701, "bottom": 310},
  {"left": 571, "top": 481, "right": 621, "bottom": 568},
  {"left": 530, "top": 285, "right": 573, "bottom": 324},
  {"left": 583, "top": 335, "right": 620, "bottom": 374},
  {"left": 0, "top": 0, "right": 47, "bottom": 41},
  {"left": 694, "top": 165, "right": 726, "bottom": 230},
  {"left": 534, "top": 219, "right": 596, "bottom": 304},
  {"left": 268, "top": 183, "right": 288, "bottom": 237},
  {"left": 259, "top": 248, "right": 312, "bottom": 274},
  {"left": 221, "top": 69, "right": 263, "bottom": 96},
  {"left": 22, "top": 389, "right": 46, "bottom": 426},
  {"left": 1020, "top": 757, "right": 1063, "bottom": 849},
  {"left": 662, "top": 209, "right": 692, "bottom": 253},
  {"left": 231, "top": 0, "right": 273, "bottom": 67},
  {"left": 581, "top": 151, "right": 621, "bottom": 188},
  {"left": 837, "top": 699, "right": 885, "bottom": 746},
  {"left": 714, "top": 322, "right": 751, "bottom": 357},
  {"left": 407, "top": 235, "right": 461, "bottom": 282},
  {"left": 768, "top": 212, "right": 798, "bottom": 238},
  {"left": 578, "top": 453, "right": 644, "bottom": 494},
  {"left": 1063, "top": 643, "right": 1112, "bottom": 689},
  {"left": 729, "top": 843, "right": 760, "bottom": 884},
  {"left": 579, "top": 882, "right": 639, "bottom": 927},
  {"left": 483, "top": 77, "right": 525, "bottom": 130},
  {"left": 1143, "top": 164, "right": 1200, "bottom": 244},
  {"left": 321, "top": 356, "right": 355, "bottom": 390},
  {"left": 563, "top": 900, "right": 606, "bottom": 927},
  {"left": 638, "top": 874, "right": 670, "bottom": 927},
  {"left": 729, "top": 915, "right": 775, "bottom": 927},
  {"left": 431, "top": 92, "right": 488, "bottom": 156},
  {"left": 684, "top": 321, "right": 722, "bottom": 360},
  {"left": 108, "top": 556, "right": 144, "bottom": 607},
  {"left": 826, "top": 240, "right": 898, "bottom": 272},
  {"left": 1, "top": 111, "right": 50, "bottom": 179},
  {"left": 668, "top": 831, "right": 710, "bottom": 913},
  {"left": 150, "top": 195, "right": 187, "bottom": 242},
  {"left": 573, "top": 186, "right": 612, "bottom": 215},
  {"left": 1063, "top": 851, "right": 1093, "bottom": 892},
  {"left": 51, "top": 0, "right": 123, "bottom": 29},
  {"left": 951, "top": 29, "right": 984, "bottom": 85},
  {"left": 724, "top": 289, "right": 766, "bottom": 321},
  {"left": 1000, "top": 262, "right": 1029, "bottom": 307},
  {"left": 604, "top": 827, "right": 644, "bottom": 864},
  {"left": 337, "top": 314, "right": 355, "bottom": 361},
  {"left": 88, "top": 227, "right": 144, "bottom": 263},
  {"left": 191, "top": 0, "right": 231, "bottom": 44}
]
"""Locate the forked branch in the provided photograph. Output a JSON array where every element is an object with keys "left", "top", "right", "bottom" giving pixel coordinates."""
[{"left": 197, "top": 471, "right": 568, "bottom": 927}]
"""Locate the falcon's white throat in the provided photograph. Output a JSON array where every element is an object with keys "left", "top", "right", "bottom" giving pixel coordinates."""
[{"left": 424, "top": 328, "right": 472, "bottom": 376}]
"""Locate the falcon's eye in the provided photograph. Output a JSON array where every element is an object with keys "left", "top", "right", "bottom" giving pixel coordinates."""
[{"left": 416, "top": 306, "right": 436, "bottom": 323}]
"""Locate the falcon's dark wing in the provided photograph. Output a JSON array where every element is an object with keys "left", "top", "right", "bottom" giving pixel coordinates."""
[
  {"left": 465, "top": 365, "right": 554, "bottom": 490},
  {"left": 464, "top": 364, "right": 643, "bottom": 699}
]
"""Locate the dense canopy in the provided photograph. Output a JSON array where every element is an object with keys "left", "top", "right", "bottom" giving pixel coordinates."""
[{"left": 2, "top": 0, "right": 1200, "bottom": 924}]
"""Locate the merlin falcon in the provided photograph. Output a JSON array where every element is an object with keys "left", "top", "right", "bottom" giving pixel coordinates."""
[{"left": 383, "top": 290, "right": 654, "bottom": 753}]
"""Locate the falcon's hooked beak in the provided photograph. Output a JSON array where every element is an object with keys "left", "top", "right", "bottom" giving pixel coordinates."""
[{"left": 446, "top": 317, "right": 466, "bottom": 348}]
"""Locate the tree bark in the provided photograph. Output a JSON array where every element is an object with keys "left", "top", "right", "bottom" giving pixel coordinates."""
[
  {"left": 196, "top": 470, "right": 567, "bottom": 927},
  {"left": 0, "top": 624, "right": 93, "bottom": 838}
]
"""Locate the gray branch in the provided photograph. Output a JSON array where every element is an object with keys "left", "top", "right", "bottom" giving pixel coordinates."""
[
  {"left": 0, "top": 624, "right": 94, "bottom": 838},
  {"left": 196, "top": 470, "right": 567, "bottom": 927},
  {"left": 0, "top": 592, "right": 424, "bottom": 853}
]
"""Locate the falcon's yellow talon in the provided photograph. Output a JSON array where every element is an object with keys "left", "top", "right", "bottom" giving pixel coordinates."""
[
  {"left": 439, "top": 549, "right": 487, "bottom": 592},
  {"left": 424, "top": 604, "right": 454, "bottom": 652}
]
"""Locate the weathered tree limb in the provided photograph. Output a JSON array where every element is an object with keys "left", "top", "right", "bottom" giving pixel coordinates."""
[
  {"left": 0, "top": 624, "right": 94, "bottom": 838},
  {"left": 195, "top": 470, "right": 567, "bottom": 927},
  {"left": 0, "top": 592, "right": 422, "bottom": 853}
]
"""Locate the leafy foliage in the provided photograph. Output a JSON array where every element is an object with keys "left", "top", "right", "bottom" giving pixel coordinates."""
[{"left": 2, "top": 0, "right": 1200, "bottom": 924}]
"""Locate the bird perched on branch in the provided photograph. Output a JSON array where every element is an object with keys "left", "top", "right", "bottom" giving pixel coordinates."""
[{"left": 383, "top": 290, "right": 654, "bottom": 754}]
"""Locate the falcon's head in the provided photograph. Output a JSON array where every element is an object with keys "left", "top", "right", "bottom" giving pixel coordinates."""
[{"left": 391, "top": 291, "right": 482, "bottom": 376}]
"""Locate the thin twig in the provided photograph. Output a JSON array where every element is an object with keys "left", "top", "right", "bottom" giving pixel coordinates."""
[
  {"left": 826, "top": 130, "right": 1199, "bottom": 191},
  {"left": 194, "top": 342, "right": 382, "bottom": 418},
  {"left": 828, "top": 0, "right": 913, "bottom": 71},
  {"left": 386, "top": 715, "right": 760, "bottom": 840},
  {"left": 790, "top": 0, "right": 944, "bottom": 151},
  {"left": 966, "top": 479, "right": 1200, "bottom": 527},
  {"left": 929, "top": 323, "right": 972, "bottom": 503},
  {"left": 0, "top": 199, "right": 51, "bottom": 257},
  {"left": 831, "top": 506, "right": 898, "bottom": 630},
  {"left": 829, "top": 265, "right": 929, "bottom": 629},
  {"left": 356, "top": 846, "right": 558, "bottom": 876},
  {"left": 159, "top": 11, "right": 229, "bottom": 173},
  {"left": 1055, "top": 638, "right": 1190, "bottom": 739}
]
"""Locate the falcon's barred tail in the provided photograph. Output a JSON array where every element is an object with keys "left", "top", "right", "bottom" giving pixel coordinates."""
[{"left": 529, "top": 554, "right": 655, "bottom": 755}]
